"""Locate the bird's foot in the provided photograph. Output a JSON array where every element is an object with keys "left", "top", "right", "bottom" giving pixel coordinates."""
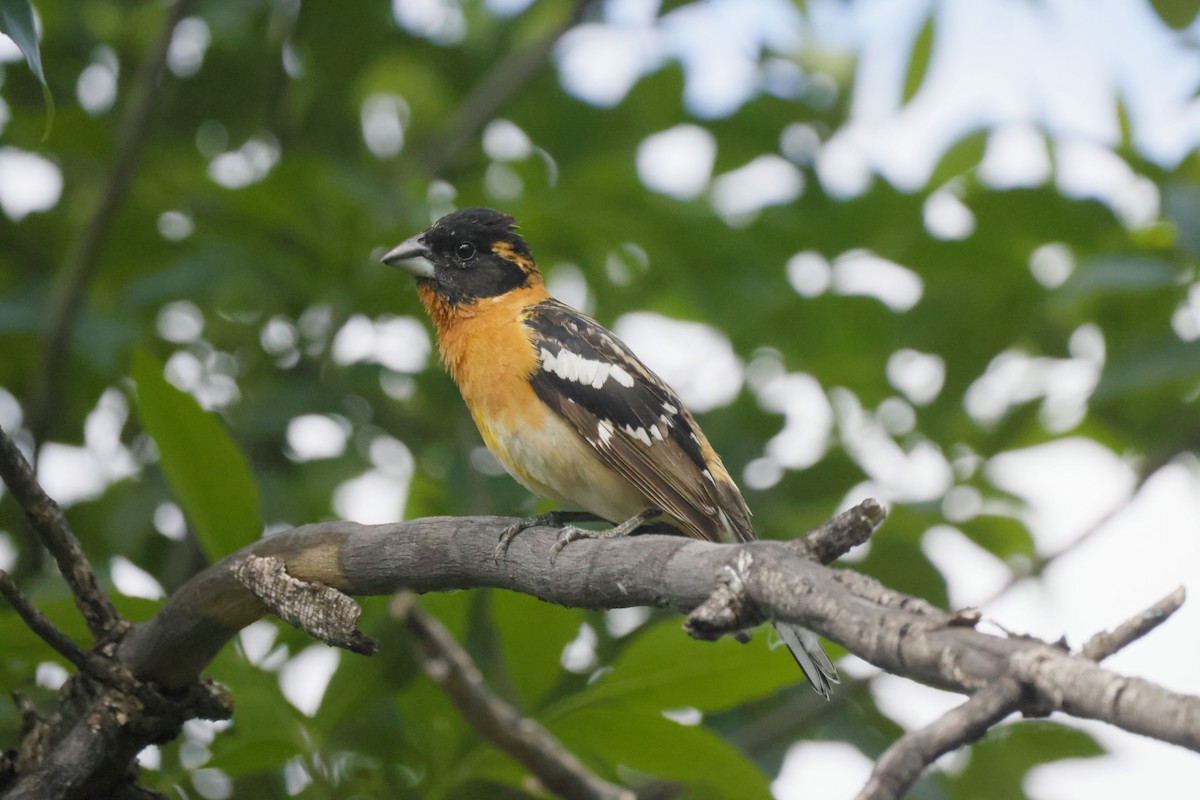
[
  {"left": 494, "top": 510, "right": 602, "bottom": 563},
  {"left": 549, "top": 509, "right": 663, "bottom": 564}
]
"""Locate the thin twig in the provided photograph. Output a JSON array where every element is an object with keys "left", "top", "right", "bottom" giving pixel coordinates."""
[
  {"left": 857, "top": 680, "right": 1021, "bottom": 800},
  {"left": 393, "top": 593, "right": 633, "bottom": 800},
  {"left": 1082, "top": 587, "right": 1186, "bottom": 662},
  {"left": 0, "top": 425, "right": 119, "bottom": 639},
  {"left": 26, "top": 0, "right": 199, "bottom": 453},
  {"left": 421, "top": 0, "right": 599, "bottom": 176},
  {"left": 794, "top": 498, "right": 887, "bottom": 564},
  {"left": 0, "top": 570, "right": 96, "bottom": 675}
]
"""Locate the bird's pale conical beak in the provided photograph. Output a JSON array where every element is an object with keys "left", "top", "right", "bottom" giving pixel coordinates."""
[{"left": 381, "top": 234, "right": 435, "bottom": 278}]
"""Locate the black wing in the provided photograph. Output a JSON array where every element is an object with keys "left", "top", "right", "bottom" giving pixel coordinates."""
[{"left": 524, "top": 299, "right": 752, "bottom": 543}]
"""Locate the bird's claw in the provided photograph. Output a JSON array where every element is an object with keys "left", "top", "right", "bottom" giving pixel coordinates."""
[
  {"left": 549, "top": 525, "right": 588, "bottom": 565},
  {"left": 494, "top": 520, "right": 529, "bottom": 564}
]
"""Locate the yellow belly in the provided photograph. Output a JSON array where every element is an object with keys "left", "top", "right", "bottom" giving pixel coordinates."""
[{"left": 479, "top": 408, "right": 649, "bottom": 523}]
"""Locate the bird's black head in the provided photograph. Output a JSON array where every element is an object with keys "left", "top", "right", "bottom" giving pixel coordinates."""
[{"left": 382, "top": 207, "right": 539, "bottom": 305}]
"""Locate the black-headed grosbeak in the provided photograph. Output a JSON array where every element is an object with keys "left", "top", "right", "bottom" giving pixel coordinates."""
[{"left": 382, "top": 207, "right": 838, "bottom": 698}]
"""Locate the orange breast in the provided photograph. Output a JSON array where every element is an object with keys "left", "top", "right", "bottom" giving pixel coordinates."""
[{"left": 418, "top": 282, "right": 550, "bottom": 432}]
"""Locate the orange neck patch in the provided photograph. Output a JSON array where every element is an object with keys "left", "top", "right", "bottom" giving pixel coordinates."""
[{"left": 417, "top": 278, "right": 551, "bottom": 427}]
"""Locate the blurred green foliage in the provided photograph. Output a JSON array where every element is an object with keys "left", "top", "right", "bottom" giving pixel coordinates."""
[{"left": 1, "top": 0, "right": 1196, "bottom": 797}]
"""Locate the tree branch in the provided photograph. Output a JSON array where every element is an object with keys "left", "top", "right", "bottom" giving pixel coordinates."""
[
  {"left": 1082, "top": 587, "right": 1185, "bottom": 662},
  {"left": 9, "top": 504, "right": 1196, "bottom": 796},
  {"left": 106, "top": 510, "right": 1199, "bottom": 754},
  {"left": 857, "top": 679, "right": 1022, "bottom": 800},
  {"left": 394, "top": 593, "right": 634, "bottom": 800},
  {"left": 0, "top": 425, "right": 120, "bottom": 639}
]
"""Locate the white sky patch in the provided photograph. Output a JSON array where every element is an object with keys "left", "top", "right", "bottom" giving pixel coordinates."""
[
  {"left": 561, "top": 622, "right": 598, "bottom": 673},
  {"left": 979, "top": 124, "right": 1052, "bottom": 188},
  {"left": 710, "top": 154, "right": 804, "bottom": 224},
  {"left": 361, "top": 93, "right": 408, "bottom": 159},
  {"left": 886, "top": 348, "right": 945, "bottom": 406},
  {"left": 77, "top": 47, "right": 119, "bottom": 115},
  {"left": 35, "top": 389, "right": 140, "bottom": 507},
  {"left": 831, "top": 250, "right": 923, "bottom": 312},
  {"left": 786, "top": 250, "right": 833, "bottom": 297},
  {"left": 546, "top": 263, "right": 593, "bottom": 314},
  {"left": 872, "top": 671, "right": 966, "bottom": 732},
  {"left": 923, "top": 186, "right": 975, "bottom": 240},
  {"left": 36, "top": 662, "right": 69, "bottom": 690},
  {"left": 238, "top": 620, "right": 279, "bottom": 667},
  {"left": 986, "top": 438, "right": 1136, "bottom": 557},
  {"left": 1172, "top": 282, "right": 1200, "bottom": 342},
  {"left": 369, "top": 435, "right": 415, "bottom": 479},
  {"left": 613, "top": 312, "right": 743, "bottom": 412},
  {"left": 833, "top": 388, "right": 953, "bottom": 503},
  {"left": 921, "top": 524, "right": 1012, "bottom": 608},
  {"left": 153, "top": 501, "right": 187, "bottom": 540},
  {"left": 780, "top": 123, "right": 822, "bottom": 165},
  {"left": 280, "top": 646, "right": 340, "bottom": 717},
  {"left": 482, "top": 118, "right": 532, "bottom": 161},
  {"left": 286, "top": 414, "right": 350, "bottom": 462},
  {"left": 0, "top": 147, "right": 63, "bottom": 221},
  {"left": 964, "top": 324, "right": 1104, "bottom": 432},
  {"left": 1055, "top": 139, "right": 1161, "bottom": 228},
  {"left": 1028, "top": 242, "right": 1075, "bottom": 289},
  {"left": 111, "top": 555, "right": 166, "bottom": 600},
  {"left": 137, "top": 745, "right": 161, "bottom": 771},
  {"left": 606, "top": 606, "right": 651, "bottom": 637},
  {"left": 157, "top": 300, "right": 205, "bottom": 344},
  {"left": 773, "top": 740, "right": 874, "bottom": 800},
  {"left": 331, "top": 314, "right": 431, "bottom": 373},
  {"left": 756, "top": 372, "right": 833, "bottom": 470},
  {"left": 636, "top": 124, "right": 716, "bottom": 200},
  {"left": 0, "top": 532, "right": 16, "bottom": 572},
  {"left": 815, "top": 129, "right": 874, "bottom": 200},
  {"left": 556, "top": 22, "right": 661, "bottom": 108},
  {"left": 0, "top": 386, "right": 22, "bottom": 429},
  {"left": 158, "top": 210, "right": 194, "bottom": 241},
  {"left": 392, "top": 0, "right": 466, "bottom": 45},
  {"left": 208, "top": 136, "right": 280, "bottom": 190},
  {"left": 168, "top": 17, "right": 210, "bottom": 78},
  {"left": 485, "top": 162, "right": 523, "bottom": 201},
  {"left": 333, "top": 468, "right": 408, "bottom": 524},
  {"left": 164, "top": 348, "right": 241, "bottom": 411}
]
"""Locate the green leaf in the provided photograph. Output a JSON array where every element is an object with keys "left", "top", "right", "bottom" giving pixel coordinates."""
[
  {"left": 929, "top": 130, "right": 988, "bottom": 187},
  {"left": 903, "top": 13, "right": 936, "bottom": 104},
  {"left": 949, "top": 721, "right": 1103, "bottom": 799},
  {"left": 562, "top": 619, "right": 799, "bottom": 713},
  {"left": 1149, "top": 0, "right": 1200, "bottom": 29},
  {"left": 961, "top": 515, "right": 1035, "bottom": 560},
  {"left": 552, "top": 707, "right": 773, "bottom": 799},
  {"left": 131, "top": 349, "right": 261, "bottom": 560},
  {"left": 492, "top": 590, "right": 584, "bottom": 709},
  {"left": 203, "top": 648, "right": 309, "bottom": 777},
  {"left": 1055, "top": 255, "right": 1180, "bottom": 305},
  {"left": 1095, "top": 337, "right": 1200, "bottom": 399},
  {"left": 0, "top": 0, "right": 54, "bottom": 135}
]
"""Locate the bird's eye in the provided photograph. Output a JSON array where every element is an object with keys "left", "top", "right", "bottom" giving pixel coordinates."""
[{"left": 456, "top": 242, "right": 476, "bottom": 261}]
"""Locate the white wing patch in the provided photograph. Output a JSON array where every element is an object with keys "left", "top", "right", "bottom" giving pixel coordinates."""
[
  {"left": 623, "top": 424, "right": 653, "bottom": 446},
  {"left": 610, "top": 364, "right": 635, "bottom": 387},
  {"left": 540, "top": 346, "right": 622, "bottom": 390}
]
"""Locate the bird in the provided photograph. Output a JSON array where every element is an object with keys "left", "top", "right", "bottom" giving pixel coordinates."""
[{"left": 381, "top": 207, "right": 838, "bottom": 698}]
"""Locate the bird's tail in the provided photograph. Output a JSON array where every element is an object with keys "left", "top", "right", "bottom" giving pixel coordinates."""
[{"left": 773, "top": 622, "right": 839, "bottom": 700}]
